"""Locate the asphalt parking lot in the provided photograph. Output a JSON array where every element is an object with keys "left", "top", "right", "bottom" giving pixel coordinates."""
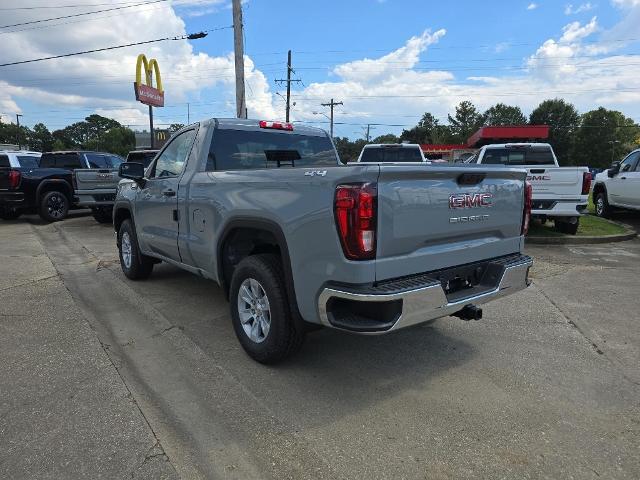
[{"left": 2, "top": 212, "right": 639, "bottom": 479}]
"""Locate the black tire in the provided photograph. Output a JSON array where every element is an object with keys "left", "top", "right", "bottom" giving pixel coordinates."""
[
  {"left": 229, "top": 254, "right": 305, "bottom": 364},
  {"left": 118, "top": 219, "right": 154, "bottom": 280},
  {"left": 92, "top": 208, "right": 113, "bottom": 224},
  {"left": 0, "top": 209, "right": 21, "bottom": 220},
  {"left": 39, "top": 191, "right": 69, "bottom": 222},
  {"left": 595, "top": 192, "right": 612, "bottom": 218},
  {"left": 554, "top": 218, "right": 579, "bottom": 235}
]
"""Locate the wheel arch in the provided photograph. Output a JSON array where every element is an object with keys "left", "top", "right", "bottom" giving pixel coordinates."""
[
  {"left": 36, "top": 179, "right": 73, "bottom": 203},
  {"left": 217, "top": 218, "right": 302, "bottom": 321},
  {"left": 592, "top": 182, "right": 607, "bottom": 198}
]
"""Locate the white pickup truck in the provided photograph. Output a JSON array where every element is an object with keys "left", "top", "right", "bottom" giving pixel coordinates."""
[
  {"left": 467, "top": 143, "right": 591, "bottom": 235},
  {"left": 592, "top": 148, "right": 640, "bottom": 217}
]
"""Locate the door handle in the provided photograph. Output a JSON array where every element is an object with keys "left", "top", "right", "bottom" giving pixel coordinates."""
[
  {"left": 621, "top": 177, "right": 627, "bottom": 180},
  {"left": 162, "top": 189, "right": 176, "bottom": 197}
]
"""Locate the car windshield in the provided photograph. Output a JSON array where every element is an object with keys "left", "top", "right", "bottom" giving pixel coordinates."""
[
  {"left": 360, "top": 147, "right": 423, "bottom": 162},
  {"left": 482, "top": 146, "right": 555, "bottom": 165}
]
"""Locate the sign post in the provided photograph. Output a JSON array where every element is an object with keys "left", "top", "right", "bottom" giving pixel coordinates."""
[{"left": 134, "top": 54, "right": 164, "bottom": 149}]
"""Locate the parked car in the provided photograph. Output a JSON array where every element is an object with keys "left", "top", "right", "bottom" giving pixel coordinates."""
[
  {"left": 125, "top": 149, "right": 159, "bottom": 168},
  {"left": 592, "top": 149, "right": 640, "bottom": 217},
  {"left": 73, "top": 152, "right": 125, "bottom": 223},
  {"left": 113, "top": 118, "right": 533, "bottom": 363},
  {"left": 0, "top": 150, "right": 41, "bottom": 169},
  {"left": 467, "top": 143, "right": 591, "bottom": 235},
  {"left": 356, "top": 143, "right": 427, "bottom": 163},
  {"left": 0, "top": 150, "right": 122, "bottom": 222}
]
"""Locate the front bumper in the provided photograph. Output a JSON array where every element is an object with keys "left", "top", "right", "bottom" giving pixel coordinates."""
[{"left": 317, "top": 253, "right": 532, "bottom": 333}]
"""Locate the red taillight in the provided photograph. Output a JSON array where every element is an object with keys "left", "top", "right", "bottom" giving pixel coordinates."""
[
  {"left": 334, "top": 183, "right": 377, "bottom": 260},
  {"left": 522, "top": 181, "right": 532, "bottom": 236},
  {"left": 581, "top": 171, "right": 592, "bottom": 195},
  {"left": 8, "top": 170, "right": 21, "bottom": 190},
  {"left": 259, "top": 120, "right": 293, "bottom": 131}
]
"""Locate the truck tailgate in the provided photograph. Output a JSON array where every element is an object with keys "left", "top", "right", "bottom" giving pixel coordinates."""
[
  {"left": 74, "top": 169, "right": 119, "bottom": 191},
  {"left": 526, "top": 167, "right": 584, "bottom": 197},
  {"left": 376, "top": 165, "right": 526, "bottom": 281}
]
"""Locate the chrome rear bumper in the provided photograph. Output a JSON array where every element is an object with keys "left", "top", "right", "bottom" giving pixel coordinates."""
[{"left": 318, "top": 254, "right": 532, "bottom": 333}]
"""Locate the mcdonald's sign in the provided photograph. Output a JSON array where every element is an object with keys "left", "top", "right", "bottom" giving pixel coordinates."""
[{"left": 134, "top": 54, "right": 164, "bottom": 107}]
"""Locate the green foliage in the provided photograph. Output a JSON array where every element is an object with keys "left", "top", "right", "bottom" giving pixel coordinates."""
[
  {"left": 334, "top": 137, "right": 367, "bottom": 163},
  {"left": 572, "top": 107, "right": 640, "bottom": 168},
  {"left": 400, "top": 112, "right": 453, "bottom": 144},
  {"left": 529, "top": 99, "right": 580, "bottom": 165},
  {"left": 372, "top": 133, "right": 400, "bottom": 144},
  {"left": 168, "top": 123, "right": 185, "bottom": 133},
  {"left": 85, "top": 126, "right": 135, "bottom": 157},
  {"left": 482, "top": 103, "right": 527, "bottom": 126},
  {"left": 29, "top": 123, "right": 54, "bottom": 152},
  {"left": 447, "top": 101, "right": 483, "bottom": 143}
]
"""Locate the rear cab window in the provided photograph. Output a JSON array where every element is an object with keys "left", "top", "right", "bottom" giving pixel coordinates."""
[
  {"left": 40, "top": 153, "right": 84, "bottom": 169},
  {"left": 206, "top": 129, "right": 338, "bottom": 171},
  {"left": 482, "top": 146, "right": 556, "bottom": 166},
  {"left": 16, "top": 156, "right": 40, "bottom": 168},
  {"left": 0, "top": 155, "right": 10, "bottom": 168},
  {"left": 360, "top": 147, "right": 423, "bottom": 163}
]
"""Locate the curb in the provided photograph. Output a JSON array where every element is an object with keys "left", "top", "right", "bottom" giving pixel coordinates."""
[{"left": 527, "top": 218, "right": 637, "bottom": 245}]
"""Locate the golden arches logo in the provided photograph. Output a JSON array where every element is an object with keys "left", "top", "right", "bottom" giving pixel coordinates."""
[{"left": 133, "top": 53, "right": 165, "bottom": 107}]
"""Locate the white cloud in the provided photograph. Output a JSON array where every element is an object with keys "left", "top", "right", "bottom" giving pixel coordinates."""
[
  {"left": 565, "top": 2, "right": 596, "bottom": 14},
  {"left": 527, "top": 3, "right": 539, "bottom": 10}
]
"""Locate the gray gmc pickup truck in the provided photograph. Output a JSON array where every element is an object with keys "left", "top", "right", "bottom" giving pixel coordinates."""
[{"left": 114, "top": 119, "right": 533, "bottom": 363}]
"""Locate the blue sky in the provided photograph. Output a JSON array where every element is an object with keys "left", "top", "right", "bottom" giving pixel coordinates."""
[{"left": 1, "top": 0, "right": 639, "bottom": 139}]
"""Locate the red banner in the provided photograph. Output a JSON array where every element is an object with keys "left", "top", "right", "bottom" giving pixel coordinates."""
[{"left": 134, "top": 82, "right": 164, "bottom": 107}]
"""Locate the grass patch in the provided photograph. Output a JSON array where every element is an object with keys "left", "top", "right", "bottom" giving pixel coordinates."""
[
  {"left": 587, "top": 192, "right": 595, "bottom": 214},
  {"left": 528, "top": 215, "right": 627, "bottom": 237}
]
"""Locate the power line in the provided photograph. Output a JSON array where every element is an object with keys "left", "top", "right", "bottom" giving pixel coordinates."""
[
  {"left": 0, "top": 1, "right": 150, "bottom": 10},
  {"left": 0, "top": 27, "right": 230, "bottom": 67},
  {"left": 0, "top": 0, "right": 168, "bottom": 29}
]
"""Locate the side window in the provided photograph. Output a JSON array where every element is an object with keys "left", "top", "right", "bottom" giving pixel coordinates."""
[
  {"left": 0, "top": 155, "right": 10, "bottom": 168},
  {"left": 108, "top": 155, "right": 124, "bottom": 168},
  {"left": 86, "top": 153, "right": 109, "bottom": 169},
  {"left": 151, "top": 130, "right": 196, "bottom": 178},
  {"left": 17, "top": 156, "right": 40, "bottom": 168},
  {"left": 57, "top": 153, "right": 83, "bottom": 169},
  {"left": 620, "top": 152, "right": 639, "bottom": 173}
]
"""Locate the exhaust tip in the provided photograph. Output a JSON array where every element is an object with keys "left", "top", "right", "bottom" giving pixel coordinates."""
[{"left": 453, "top": 304, "right": 483, "bottom": 321}]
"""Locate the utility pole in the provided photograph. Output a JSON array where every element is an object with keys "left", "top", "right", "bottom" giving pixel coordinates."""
[
  {"left": 274, "top": 50, "right": 301, "bottom": 122},
  {"left": 361, "top": 124, "right": 376, "bottom": 142},
  {"left": 16, "top": 114, "right": 23, "bottom": 149},
  {"left": 320, "top": 98, "right": 343, "bottom": 138},
  {"left": 187, "top": 102, "right": 190, "bottom": 124},
  {"left": 232, "top": 0, "right": 247, "bottom": 119},
  {"left": 148, "top": 105, "right": 154, "bottom": 149}
]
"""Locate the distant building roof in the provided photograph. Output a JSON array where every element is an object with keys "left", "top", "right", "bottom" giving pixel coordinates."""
[{"left": 467, "top": 125, "right": 549, "bottom": 147}]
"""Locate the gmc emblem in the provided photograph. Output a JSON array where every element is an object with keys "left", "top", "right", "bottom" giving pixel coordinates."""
[
  {"left": 449, "top": 193, "right": 493, "bottom": 209},
  {"left": 527, "top": 175, "right": 551, "bottom": 181}
]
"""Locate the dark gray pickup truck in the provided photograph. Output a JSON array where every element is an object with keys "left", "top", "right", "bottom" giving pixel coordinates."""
[{"left": 113, "top": 118, "right": 533, "bottom": 363}]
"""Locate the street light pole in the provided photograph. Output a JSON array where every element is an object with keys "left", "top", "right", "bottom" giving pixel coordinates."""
[
  {"left": 608, "top": 140, "right": 620, "bottom": 164},
  {"left": 16, "top": 114, "right": 23, "bottom": 149}
]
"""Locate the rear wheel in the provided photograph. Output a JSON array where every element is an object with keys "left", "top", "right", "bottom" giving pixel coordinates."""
[
  {"left": 229, "top": 254, "right": 305, "bottom": 363},
  {"left": 595, "top": 192, "right": 612, "bottom": 218},
  {"left": 39, "top": 191, "right": 69, "bottom": 222},
  {"left": 92, "top": 208, "right": 113, "bottom": 224},
  {"left": 0, "top": 209, "right": 21, "bottom": 220},
  {"left": 554, "top": 217, "right": 579, "bottom": 235},
  {"left": 118, "top": 219, "right": 154, "bottom": 280}
]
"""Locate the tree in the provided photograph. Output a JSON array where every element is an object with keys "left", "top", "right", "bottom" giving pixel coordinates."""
[
  {"left": 529, "top": 99, "right": 580, "bottom": 165},
  {"left": 447, "top": 101, "right": 483, "bottom": 143},
  {"left": 29, "top": 123, "right": 54, "bottom": 152},
  {"left": 572, "top": 107, "right": 640, "bottom": 168},
  {"left": 400, "top": 112, "right": 453, "bottom": 144},
  {"left": 482, "top": 103, "right": 527, "bottom": 126},
  {"left": 333, "top": 137, "right": 367, "bottom": 163},
  {"left": 85, "top": 126, "right": 135, "bottom": 156},
  {"left": 372, "top": 133, "right": 400, "bottom": 144},
  {"left": 168, "top": 123, "right": 185, "bottom": 133},
  {"left": 0, "top": 121, "right": 32, "bottom": 149}
]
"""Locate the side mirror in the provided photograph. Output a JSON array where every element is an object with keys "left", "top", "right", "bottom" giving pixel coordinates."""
[
  {"left": 119, "top": 162, "right": 145, "bottom": 182},
  {"left": 607, "top": 161, "right": 620, "bottom": 178}
]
